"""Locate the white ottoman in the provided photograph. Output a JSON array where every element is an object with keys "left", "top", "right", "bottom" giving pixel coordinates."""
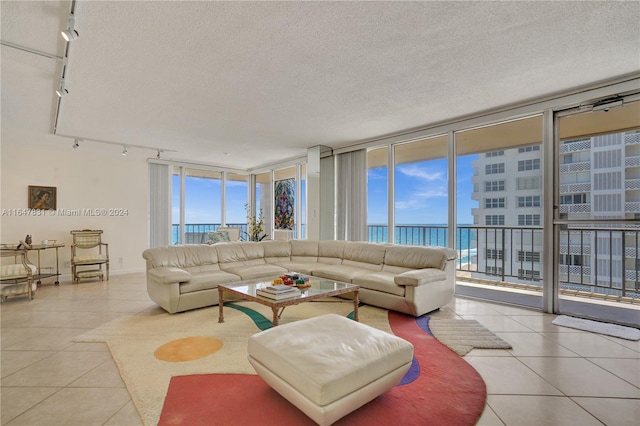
[{"left": 247, "top": 314, "right": 414, "bottom": 426}]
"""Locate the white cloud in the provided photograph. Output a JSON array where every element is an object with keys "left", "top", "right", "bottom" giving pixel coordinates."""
[{"left": 397, "top": 164, "right": 444, "bottom": 181}]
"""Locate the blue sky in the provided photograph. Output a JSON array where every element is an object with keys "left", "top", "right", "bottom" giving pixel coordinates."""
[
  {"left": 368, "top": 155, "right": 477, "bottom": 225},
  {"left": 173, "top": 154, "right": 478, "bottom": 226}
]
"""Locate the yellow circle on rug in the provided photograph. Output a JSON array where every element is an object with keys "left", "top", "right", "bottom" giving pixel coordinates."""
[{"left": 154, "top": 337, "right": 223, "bottom": 362}]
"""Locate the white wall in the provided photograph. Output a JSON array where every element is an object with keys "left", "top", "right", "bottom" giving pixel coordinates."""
[{"left": 1, "top": 137, "right": 149, "bottom": 280}]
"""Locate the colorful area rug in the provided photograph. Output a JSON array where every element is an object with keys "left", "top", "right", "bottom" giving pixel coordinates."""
[{"left": 74, "top": 301, "right": 487, "bottom": 425}]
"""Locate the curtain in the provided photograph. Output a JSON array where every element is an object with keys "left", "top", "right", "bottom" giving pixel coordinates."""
[
  {"left": 336, "top": 150, "right": 367, "bottom": 241},
  {"left": 149, "top": 163, "right": 171, "bottom": 247}
]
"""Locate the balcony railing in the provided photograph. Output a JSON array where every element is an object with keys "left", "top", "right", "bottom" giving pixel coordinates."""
[
  {"left": 368, "top": 224, "right": 640, "bottom": 301},
  {"left": 172, "top": 223, "right": 247, "bottom": 244}
]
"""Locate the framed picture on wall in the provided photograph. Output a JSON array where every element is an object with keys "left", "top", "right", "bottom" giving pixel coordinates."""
[
  {"left": 274, "top": 178, "right": 294, "bottom": 230},
  {"left": 28, "top": 185, "right": 57, "bottom": 210}
]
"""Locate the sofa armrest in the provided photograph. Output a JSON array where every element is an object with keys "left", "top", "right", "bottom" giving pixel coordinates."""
[
  {"left": 148, "top": 267, "right": 191, "bottom": 284},
  {"left": 394, "top": 268, "right": 447, "bottom": 287}
]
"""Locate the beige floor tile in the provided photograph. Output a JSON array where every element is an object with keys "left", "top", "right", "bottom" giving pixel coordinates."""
[
  {"left": 5, "top": 387, "right": 131, "bottom": 426},
  {"left": 462, "top": 315, "right": 535, "bottom": 332},
  {"left": 587, "top": 357, "right": 640, "bottom": 388},
  {"left": 601, "top": 334, "right": 640, "bottom": 352},
  {"left": 447, "top": 299, "right": 504, "bottom": 316},
  {"left": 487, "top": 395, "right": 602, "bottom": 426},
  {"left": 572, "top": 397, "right": 640, "bottom": 426},
  {"left": 3, "top": 327, "right": 87, "bottom": 351},
  {"left": 542, "top": 331, "right": 640, "bottom": 358},
  {"left": 0, "top": 327, "right": 46, "bottom": 347},
  {"left": 476, "top": 404, "right": 505, "bottom": 425},
  {"left": 1, "top": 350, "right": 112, "bottom": 387},
  {"left": 0, "top": 350, "right": 55, "bottom": 378},
  {"left": 464, "top": 356, "right": 563, "bottom": 395},
  {"left": 519, "top": 357, "right": 640, "bottom": 398},
  {"left": 70, "top": 359, "right": 126, "bottom": 388},
  {"left": 497, "top": 332, "right": 580, "bottom": 357},
  {"left": 0, "top": 387, "right": 61, "bottom": 425},
  {"left": 104, "top": 401, "right": 143, "bottom": 426},
  {"left": 509, "top": 314, "right": 581, "bottom": 333}
]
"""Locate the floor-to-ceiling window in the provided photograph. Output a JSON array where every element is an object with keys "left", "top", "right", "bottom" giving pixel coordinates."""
[
  {"left": 455, "top": 115, "right": 544, "bottom": 309},
  {"left": 254, "top": 171, "right": 272, "bottom": 241},
  {"left": 367, "top": 147, "right": 389, "bottom": 242},
  {"left": 555, "top": 97, "right": 640, "bottom": 325},
  {"left": 225, "top": 172, "right": 248, "bottom": 233},
  {"left": 183, "top": 169, "right": 222, "bottom": 243},
  {"left": 300, "top": 164, "right": 307, "bottom": 239},
  {"left": 394, "top": 135, "right": 448, "bottom": 246},
  {"left": 172, "top": 167, "right": 245, "bottom": 244},
  {"left": 171, "top": 166, "right": 182, "bottom": 244}
]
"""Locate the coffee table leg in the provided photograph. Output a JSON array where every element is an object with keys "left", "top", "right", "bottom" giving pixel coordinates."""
[
  {"left": 218, "top": 287, "right": 225, "bottom": 323},
  {"left": 353, "top": 289, "right": 359, "bottom": 322},
  {"left": 271, "top": 307, "right": 280, "bottom": 327}
]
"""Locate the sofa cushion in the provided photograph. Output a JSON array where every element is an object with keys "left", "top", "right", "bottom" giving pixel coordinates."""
[
  {"left": 221, "top": 264, "right": 287, "bottom": 280},
  {"left": 290, "top": 240, "right": 319, "bottom": 262},
  {"left": 394, "top": 268, "right": 447, "bottom": 286},
  {"left": 312, "top": 264, "right": 372, "bottom": 283},
  {"left": 341, "top": 242, "right": 385, "bottom": 272},
  {"left": 353, "top": 272, "right": 405, "bottom": 297},
  {"left": 384, "top": 245, "right": 448, "bottom": 270},
  {"left": 180, "top": 271, "right": 241, "bottom": 294},
  {"left": 149, "top": 267, "right": 191, "bottom": 284},
  {"left": 143, "top": 245, "right": 219, "bottom": 268},
  {"left": 271, "top": 261, "right": 330, "bottom": 275},
  {"left": 261, "top": 241, "right": 292, "bottom": 263},
  {"left": 318, "top": 240, "right": 347, "bottom": 264}
]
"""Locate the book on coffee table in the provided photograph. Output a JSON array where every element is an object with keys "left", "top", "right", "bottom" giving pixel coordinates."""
[
  {"left": 257, "top": 288, "right": 301, "bottom": 300},
  {"left": 263, "top": 284, "right": 297, "bottom": 294}
]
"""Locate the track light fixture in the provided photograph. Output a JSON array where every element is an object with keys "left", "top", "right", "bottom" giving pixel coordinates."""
[
  {"left": 72, "top": 139, "right": 80, "bottom": 149},
  {"left": 56, "top": 80, "right": 68, "bottom": 97},
  {"left": 61, "top": 14, "right": 79, "bottom": 42},
  {"left": 122, "top": 146, "right": 128, "bottom": 156}
]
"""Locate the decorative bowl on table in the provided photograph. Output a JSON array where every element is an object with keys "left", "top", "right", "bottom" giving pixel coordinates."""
[{"left": 295, "top": 279, "right": 311, "bottom": 289}]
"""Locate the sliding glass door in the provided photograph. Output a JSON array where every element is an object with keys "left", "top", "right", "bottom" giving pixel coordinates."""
[{"left": 555, "top": 97, "right": 640, "bottom": 325}]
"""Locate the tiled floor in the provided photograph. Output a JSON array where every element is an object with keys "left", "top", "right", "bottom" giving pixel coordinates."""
[{"left": 1, "top": 273, "right": 639, "bottom": 425}]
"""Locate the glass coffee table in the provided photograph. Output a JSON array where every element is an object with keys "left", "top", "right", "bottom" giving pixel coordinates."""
[{"left": 218, "top": 276, "right": 359, "bottom": 326}]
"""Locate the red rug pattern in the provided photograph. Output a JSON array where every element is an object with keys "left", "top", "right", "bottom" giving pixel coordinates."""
[{"left": 158, "top": 311, "right": 486, "bottom": 425}]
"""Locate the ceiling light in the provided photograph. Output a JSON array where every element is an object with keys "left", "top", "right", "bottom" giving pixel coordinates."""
[
  {"left": 122, "top": 146, "right": 128, "bottom": 156},
  {"left": 56, "top": 80, "right": 68, "bottom": 97},
  {"left": 61, "top": 14, "right": 79, "bottom": 42},
  {"left": 72, "top": 139, "right": 80, "bottom": 149}
]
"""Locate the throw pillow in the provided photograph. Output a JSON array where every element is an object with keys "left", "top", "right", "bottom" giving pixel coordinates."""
[{"left": 208, "top": 230, "right": 230, "bottom": 244}]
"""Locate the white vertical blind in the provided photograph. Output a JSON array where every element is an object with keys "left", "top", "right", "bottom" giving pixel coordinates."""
[
  {"left": 149, "top": 163, "right": 171, "bottom": 248},
  {"left": 336, "top": 150, "right": 367, "bottom": 241}
]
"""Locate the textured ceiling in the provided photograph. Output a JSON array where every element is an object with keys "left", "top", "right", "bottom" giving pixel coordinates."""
[{"left": 2, "top": 1, "right": 639, "bottom": 169}]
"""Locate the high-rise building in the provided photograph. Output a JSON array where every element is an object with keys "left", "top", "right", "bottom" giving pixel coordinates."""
[{"left": 471, "top": 130, "right": 640, "bottom": 297}]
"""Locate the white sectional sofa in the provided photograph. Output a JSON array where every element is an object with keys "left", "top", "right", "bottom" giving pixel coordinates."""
[{"left": 142, "top": 240, "right": 456, "bottom": 316}]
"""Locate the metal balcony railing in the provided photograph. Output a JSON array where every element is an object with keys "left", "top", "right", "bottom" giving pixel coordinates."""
[
  {"left": 368, "top": 224, "right": 640, "bottom": 300},
  {"left": 172, "top": 223, "right": 247, "bottom": 244}
]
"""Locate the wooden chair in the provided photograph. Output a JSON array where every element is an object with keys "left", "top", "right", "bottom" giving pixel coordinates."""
[
  {"left": 70, "top": 230, "right": 109, "bottom": 283},
  {"left": 1, "top": 248, "right": 36, "bottom": 302}
]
